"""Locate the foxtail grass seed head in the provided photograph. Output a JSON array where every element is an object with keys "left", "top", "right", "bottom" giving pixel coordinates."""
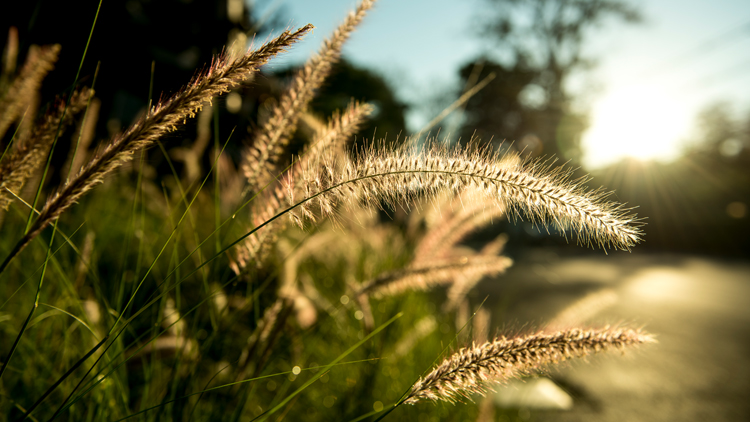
[
  {"left": 0, "top": 44, "right": 61, "bottom": 139},
  {"left": 290, "top": 143, "right": 643, "bottom": 251},
  {"left": 359, "top": 255, "right": 513, "bottom": 298},
  {"left": 4, "top": 25, "right": 312, "bottom": 266},
  {"left": 238, "top": 101, "right": 374, "bottom": 271},
  {"left": 0, "top": 88, "right": 92, "bottom": 210},
  {"left": 405, "top": 327, "right": 654, "bottom": 404},
  {"left": 243, "top": 0, "right": 376, "bottom": 191}
]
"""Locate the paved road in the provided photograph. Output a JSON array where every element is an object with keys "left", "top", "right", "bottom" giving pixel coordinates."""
[{"left": 476, "top": 252, "right": 750, "bottom": 421}]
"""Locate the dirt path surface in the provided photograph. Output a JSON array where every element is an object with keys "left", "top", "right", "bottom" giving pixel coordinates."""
[{"left": 477, "top": 252, "right": 750, "bottom": 421}]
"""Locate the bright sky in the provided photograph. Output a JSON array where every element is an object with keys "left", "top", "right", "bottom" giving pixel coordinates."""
[{"left": 252, "top": 0, "right": 750, "bottom": 169}]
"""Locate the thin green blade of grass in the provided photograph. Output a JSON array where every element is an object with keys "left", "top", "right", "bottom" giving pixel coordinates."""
[
  {"left": 38, "top": 303, "right": 98, "bottom": 339},
  {"left": 54, "top": 133, "right": 222, "bottom": 415},
  {"left": 43, "top": 129, "right": 236, "bottom": 420},
  {"left": 108, "top": 129, "right": 238, "bottom": 334},
  {"left": 52, "top": 281, "right": 232, "bottom": 419},
  {"left": 65, "top": 228, "right": 309, "bottom": 414},
  {"left": 154, "top": 138, "right": 217, "bottom": 328},
  {"left": 252, "top": 312, "right": 403, "bottom": 422},
  {"left": 19, "top": 335, "right": 109, "bottom": 421},
  {"left": 0, "top": 219, "right": 58, "bottom": 383},
  {"left": 213, "top": 104, "right": 221, "bottom": 256},
  {"left": 54, "top": 268, "right": 271, "bottom": 419},
  {"left": 112, "top": 358, "right": 382, "bottom": 422},
  {"left": 0, "top": 107, "right": 28, "bottom": 164},
  {"left": 0, "top": 221, "right": 85, "bottom": 311}
]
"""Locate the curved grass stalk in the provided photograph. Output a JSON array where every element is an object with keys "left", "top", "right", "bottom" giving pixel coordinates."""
[
  {"left": 404, "top": 326, "right": 654, "bottom": 404},
  {"left": 291, "top": 143, "right": 643, "bottom": 251},
  {"left": 239, "top": 101, "right": 373, "bottom": 271}
]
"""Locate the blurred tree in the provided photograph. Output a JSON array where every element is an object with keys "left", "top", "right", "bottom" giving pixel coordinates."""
[
  {"left": 458, "top": 60, "right": 535, "bottom": 146},
  {"left": 308, "top": 59, "right": 407, "bottom": 145},
  {"left": 461, "top": 0, "right": 640, "bottom": 162},
  {"left": 689, "top": 102, "right": 749, "bottom": 158}
]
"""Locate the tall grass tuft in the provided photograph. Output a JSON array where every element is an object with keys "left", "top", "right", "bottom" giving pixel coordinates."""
[
  {"left": 0, "top": 1, "right": 652, "bottom": 420},
  {"left": 0, "top": 25, "right": 312, "bottom": 272}
]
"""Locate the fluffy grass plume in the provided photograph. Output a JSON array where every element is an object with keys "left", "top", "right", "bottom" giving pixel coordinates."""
[
  {"left": 359, "top": 255, "right": 513, "bottom": 298},
  {"left": 0, "top": 88, "right": 91, "bottom": 209},
  {"left": 290, "top": 143, "right": 643, "bottom": 251},
  {"left": 0, "top": 44, "right": 61, "bottom": 139},
  {"left": 242, "top": 0, "right": 376, "bottom": 191},
  {"left": 414, "top": 191, "right": 507, "bottom": 264},
  {"left": 238, "top": 101, "right": 373, "bottom": 270},
  {"left": 0, "top": 25, "right": 312, "bottom": 271},
  {"left": 405, "top": 327, "right": 654, "bottom": 404}
]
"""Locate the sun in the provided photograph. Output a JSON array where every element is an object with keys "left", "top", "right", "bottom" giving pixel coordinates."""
[{"left": 581, "top": 85, "right": 692, "bottom": 169}]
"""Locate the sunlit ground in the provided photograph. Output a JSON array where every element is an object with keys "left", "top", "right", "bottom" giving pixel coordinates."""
[
  {"left": 479, "top": 252, "right": 750, "bottom": 421},
  {"left": 581, "top": 85, "right": 693, "bottom": 169}
]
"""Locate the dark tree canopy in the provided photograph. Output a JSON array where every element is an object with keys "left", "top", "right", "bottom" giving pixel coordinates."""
[{"left": 1, "top": 0, "right": 261, "bottom": 131}]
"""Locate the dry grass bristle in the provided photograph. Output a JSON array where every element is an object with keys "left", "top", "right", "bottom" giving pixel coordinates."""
[
  {"left": 404, "top": 326, "right": 654, "bottom": 404},
  {"left": 0, "top": 44, "right": 61, "bottom": 139},
  {"left": 0, "top": 88, "right": 92, "bottom": 210},
  {"left": 242, "top": 0, "right": 376, "bottom": 191},
  {"left": 359, "top": 255, "right": 513, "bottom": 298},
  {"left": 414, "top": 191, "right": 506, "bottom": 264},
  {"left": 289, "top": 142, "right": 643, "bottom": 251},
  {"left": 238, "top": 101, "right": 373, "bottom": 271}
]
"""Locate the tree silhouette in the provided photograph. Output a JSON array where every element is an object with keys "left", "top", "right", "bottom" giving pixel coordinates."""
[{"left": 462, "top": 0, "right": 640, "bottom": 161}]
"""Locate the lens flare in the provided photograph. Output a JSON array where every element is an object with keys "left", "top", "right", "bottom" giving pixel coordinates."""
[{"left": 582, "top": 85, "right": 692, "bottom": 169}]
